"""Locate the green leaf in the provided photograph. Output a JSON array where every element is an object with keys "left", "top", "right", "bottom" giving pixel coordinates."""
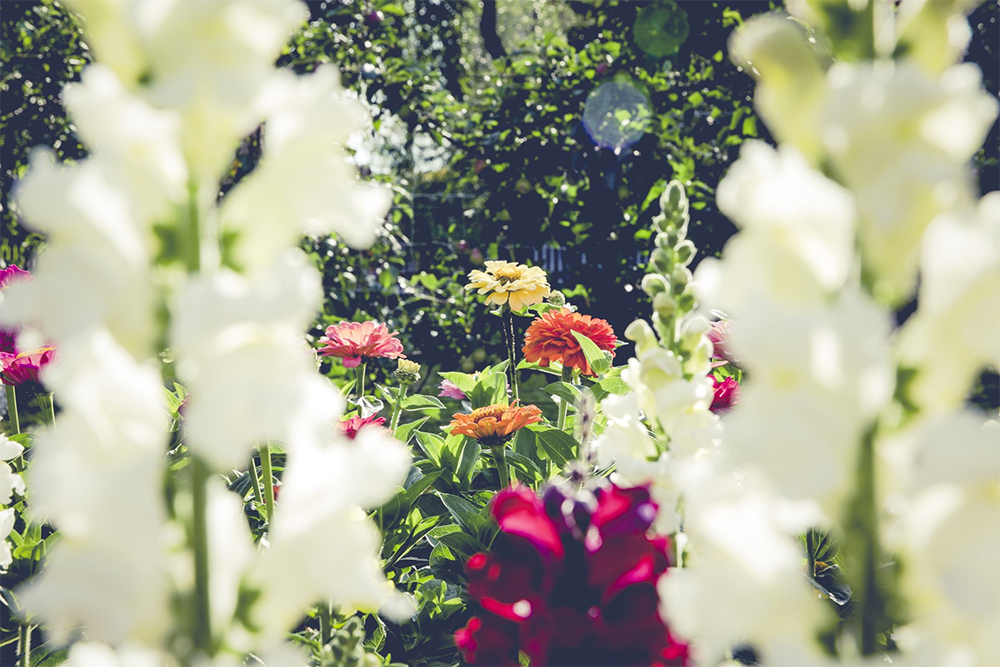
[
  {"left": 542, "top": 381, "right": 582, "bottom": 405},
  {"left": 533, "top": 427, "right": 577, "bottom": 467},
  {"left": 516, "top": 359, "right": 563, "bottom": 376},
  {"left": 590, "top": 377, "right": 630, "bottom": 403},
  {"left": 570, "top": 330, "right": 611, "bottom": 377},
  {"left": 438, "top": 493, "right": 485, "bottom": 534},
  {"left": 439, "top": 371, "right": 476, "bottom": 394},
  {"left": 401, "top": 394, "right": 446, "bottom": 411},
  {"left": 414, "top": 432, "right": 445, "bottom": 466},
  {"left": 394, "top": 416, "right": 429, "bottom": 445},
  {"left": 469, "top": 372, "right": 507, "bottom": 409},
  {"left": 456, "top": 438, "right": 481, "bottom": 488}
]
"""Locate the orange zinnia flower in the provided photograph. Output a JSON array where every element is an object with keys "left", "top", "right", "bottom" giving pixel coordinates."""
[
  {"left": 522, "top": 309, "right": 616, "bottom": 376},
  {"left": 449, "top": 402, "right": 543, "bottom": 448}
]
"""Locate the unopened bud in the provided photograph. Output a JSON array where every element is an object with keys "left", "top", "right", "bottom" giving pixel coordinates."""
[
  {"left": 653, "top": 292, "right": 677, "bottom": 317},
  {"left": 675, "top": 239, "right": 696, "bottom": 266},
  {"left": 394, "top": 359, "right": 421, "bottom": 385},
  {"left": 670, "top": 267, "right": 692, "bottom": 292},
  {"left": 547, "top": 290, "right": 566, "bottom": 307},
  {"left": 641, "top": 274, "right": 669, "bottom": 296},
  {"left": 651, "top": 248, "right": 673, "bottom": 273}
]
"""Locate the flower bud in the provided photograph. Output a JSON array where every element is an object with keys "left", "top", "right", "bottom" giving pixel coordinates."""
[
  {"left": 670, "top": 267, "right": 692, "bottom": 292},
  {"left": 653, "top": 292, "right": 677, "bottom": 318},
  {"left": 624, "top": 319, "right": 659, "bottom": 354},
  {"left": 675, "top": 239, "right": 695, "bottom": 266},
  {"left": 640, "top": 274, "right": 669, "bottom": 296},
  {"left": 546, "top": 290, "right": 566, "bottom": 307},
  {"left": 394, "top": 358, "right": 421, "bottom": 385},
  {"left": 650, "top": 248, "right": 673, "bottom": 274}
]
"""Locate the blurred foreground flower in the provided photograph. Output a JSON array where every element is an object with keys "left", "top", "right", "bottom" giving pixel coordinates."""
[
  {"left": 522, "top": 309, "right": 617, "bottom": 376},
  {"left": 455, "top": 483, "right": 689, "bottom": 666},
  {"left": 466, "top": 260, "right": 550, "bottom": 311},
  {"left": 318, "top": 321, "right": 405, "bottom": 368},
  {"left": 0, "top": 265, "right": 31, "bottom": 353}
]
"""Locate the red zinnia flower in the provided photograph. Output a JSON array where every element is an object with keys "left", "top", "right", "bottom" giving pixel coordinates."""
[
  {"left": 339, "top": 414, "right": 387, "bottom": 440},
  {"left": 455, "top": 483, "right": 689, "bottom": 666},
  {"left": 318, "top": 321, "right": 405, "bottom": 368},
  {"left": 522, "top": 309, "right": 616, "bottom": 376},
  {"left": 0, "top": 347, "right": 56, "bottom": 386},
  {"left": 710, "top": 375, "right": 740, "bottom": 413}
]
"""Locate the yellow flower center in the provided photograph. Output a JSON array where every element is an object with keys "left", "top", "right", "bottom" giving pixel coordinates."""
[
  {"left": 468, "top": 404, "right": 507, "bottom": 423},
  {"left": 493, "top": 266, "right": 523, "bottom": 285}
]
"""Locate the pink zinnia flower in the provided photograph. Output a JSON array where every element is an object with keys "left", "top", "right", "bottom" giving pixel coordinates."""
[
  {"left": 339, "top": 414, "right": 387, "bottom": 440},
  {"left": 1, "top": 347, "right": 56, "bottom": 386},
  {"left": 438, "top": 379, "right": 468, "bottom": 401},
  {"left": 710, "top": 375, "right": 740, "bottom": 413},
  {"left": 318, "top": 321, "right": 405, "bottom": 368}
]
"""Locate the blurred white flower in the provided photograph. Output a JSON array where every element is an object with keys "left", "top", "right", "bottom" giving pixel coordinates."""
[
  {"left": 171, "top": 251, "right": 339, "bottom": 470},
  {"left": 897, "top": 192, "right": 1000, "bottom": 414},
  {"left": 716, "top": 141, "right": 856, "bottom": 293},
  {"left": 0, "top": 434, "right": 25, "bottom": 505},
  {"left": 0, "top": 508, "right": 15, "bottom": 571},
  {"left": 247, "top": 428, "right": 412, "bottom": 647},
  {"left": 2, "top": 152, "right": 158, "bottom": 356},
  {"left": 220, "top": 67, "right": 392, "bottom": 274}
]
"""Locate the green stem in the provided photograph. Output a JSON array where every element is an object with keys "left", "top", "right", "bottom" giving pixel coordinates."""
[
  {"left": 390, "top": 385, "right": 407, "bottom": 438},
  {"left": 45, "top": 392, "right": 55, "bottom": 425},
  {"left": 319, "top": 602, "right": 331, "bottom": 647},
  {"left": 18, "top": 622, "right": 31, "bottom": 667},
  {"left": 491, "top": 444, "right": 510, "bottom": 489},
  {"left": 248, "top": 454, "right": 264, "bottom": 509},
  {"left": 846, "top": 426, "right": 883, "bottom": 656},
  {"left": 355, "top": 361, "right": 367, "bottom": 401},
  {"left": 557, "top": 366, "right": 572, "bottom": 432},
  {"left": 191, "top": 457, "right": 212, "bottom": 656},
  {"left": 5, "top": 384, "right": 19, "bottom": 435},
  {"left": 261, "top": 442, "right": 276, "bottom": 525},
  {"left": 183, "top": 181, "right": 202, "bottom": 274},
  {"left": 503, "top": 309, "right": 520, "bottom": 401}
]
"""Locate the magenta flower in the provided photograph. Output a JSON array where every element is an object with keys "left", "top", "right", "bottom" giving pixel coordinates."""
[
  {"left": 317, "top": 321, "right": 405, "bottom": 368},
  {"left": 710, "top": 375, "right": 740, "bottom": 413},
  {"left": 0, "top": 347, "right": 56, "bottom": 386},
  {"left": 338, "top": 414, "right": 387, "bottom": 440},
  {"left": 455, "top": 483, "right": 689, "bottom": 666},
  {"left": 438, "top": 379, "right": 467, "bottom": 401},
  {"left": 0, "top": 265, "right": 31, "bottom": 354}
]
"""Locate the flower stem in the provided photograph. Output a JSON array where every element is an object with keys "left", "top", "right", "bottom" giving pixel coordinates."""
[
  {"left": 355, "top": 361, "right": 367, "bottom": 401},
  {"left": 845, "top": 425, "right": 884, "bottom": 656},
  {"left": 390, "top": 385, "right": 407, "bottom": 438},
  {"left": 502, "top": 309, "right": 520, "bottom": 401},
  {"left": 44, "top": 392, "right": 55, "bottom": 425},
  {"left": 557, "top": 366, "right": 572, "bottom": 432},
  {"left": 261, "top": 442, "right": 276, "bottom": 525},
  {"left": 5, "top": 384, "right": 19, "bottom": 435},
  {"left": 491, "top": 444, "right": 510, "bottom": 489},
  {"left": 17, "top": 622, "right": 31, "bottom": 667},
  {"left": 319, "top": 602, "right": 331, "bottom": 647},
  {"left": 248, "top": 454, "right": 265, "bottom": 509},
  {"left": 191, "top": 456, "right": 212, "bottom": 656}
]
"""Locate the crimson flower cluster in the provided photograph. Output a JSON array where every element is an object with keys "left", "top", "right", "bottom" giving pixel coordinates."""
[
  {"left": 0, "top": 265, "right": 56, "bottom": 386},
  {"left": 455, "top": 483, "right": 688, "bottom": 666}
]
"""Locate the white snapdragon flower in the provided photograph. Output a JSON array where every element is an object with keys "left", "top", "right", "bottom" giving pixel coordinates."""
[
  {"left": 885, "top": 414, "right": 1000, "bottom": 665},
  {"left": 0, "top": 508, "right": 15, "bottom": 571},
  {"left": 622, "top": 348, "right": 714, "bottom": 437},
  {"left": 716, "top": 141, "right": 856, "bottom": 293},
  {"left": 897, "top": 192, "right": 1000, "bottom": 414},
  {"left": 246, "top": 427, "right": 412, "bottom": 647},
  {"left": 171, "top": 250, "right": 340, "bottom": 470},
  {"left": 2, "top": 152, "right": 159, "bottom": 356},
  {"left": 65, "top": 0, "right": 308, "bottom": 183},
  {"left": 0, "top": 434, "right": 25, "bottom": 505},
  {"left": 659, "top": 485, "right": 829, "bottom": 666},
  {"left": 220, "top": 67, "right": 392, "bottom": 274}
]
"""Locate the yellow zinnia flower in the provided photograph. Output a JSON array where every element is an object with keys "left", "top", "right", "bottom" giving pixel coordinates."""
[{"left": 465, "top": 260, "right": 551, "bottom": 311}]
